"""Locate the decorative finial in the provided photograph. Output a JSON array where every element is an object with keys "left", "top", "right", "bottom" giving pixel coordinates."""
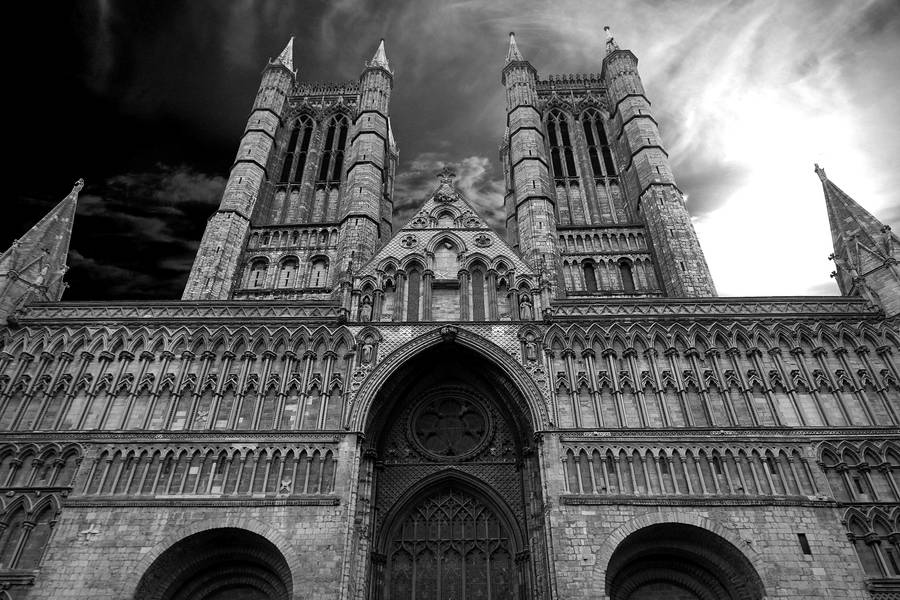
[
  {"left": 506, "top": 31, "right": 524, "bottom": 63},
  {"left": 437, "top": 166, "right": 456, "bottom": 185},
  {"left": 814, "top": 163, "right": 827, "bottom": 183},
  {"left": 72, "top": 179, "right": 84, "bottom": 195},
  {"left": 604, "top": 25, "right": 619, "bottom": 55}
]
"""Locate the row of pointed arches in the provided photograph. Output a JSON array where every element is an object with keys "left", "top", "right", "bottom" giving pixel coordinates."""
[
  {"left": 544, "top": 320, "right": 899, "bottom": 429},
  {"left": 82, "top": 446, "right": 336, "bottom": 498},
  {"left": 844, "top": 506, "right": 900, "bottom": 580},
  {"left": 0, "top": 325, "right": 361, "bottom": 433},
  {"left": 820, "top": 441, "right": 900, "bottom": 504},
  {"left": 561, "top": 446, "right": 819, "bottom": 498}
]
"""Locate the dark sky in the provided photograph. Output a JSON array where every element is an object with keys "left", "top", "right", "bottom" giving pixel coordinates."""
[{"left": 6, "top": 0, "right": 900, "bottom": 300}]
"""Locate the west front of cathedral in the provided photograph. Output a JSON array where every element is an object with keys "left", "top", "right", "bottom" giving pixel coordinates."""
[{"left": 0, "top": 30, "right": 899, "bottom": 600}]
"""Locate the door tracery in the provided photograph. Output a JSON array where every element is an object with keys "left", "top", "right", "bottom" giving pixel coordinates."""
[{"left": 386, "top": 486, "right": 515, "bottom": 600}]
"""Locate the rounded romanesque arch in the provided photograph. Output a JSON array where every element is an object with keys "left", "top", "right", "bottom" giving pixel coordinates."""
[
  {"left": 599, "top": 513, "right": 769, "bottom": 600},
  {"left": 349, "top": 326, "right": 549, "bottom": 432},
  {"left": 130, "top": 518, "right": 301, "bottom": 600}
]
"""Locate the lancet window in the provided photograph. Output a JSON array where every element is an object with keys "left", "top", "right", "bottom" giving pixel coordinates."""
[
  {"left": 581, "top": 109, "right": 617, "bottom": 177},
  {"left": 317, "top": 114, "right": 349, "bottom": 187},
  {"left": 547, "top": 110, "right": 577, "bottom": 181},
  {"left": 278, "top": 115, "right": 314, "bottom": 185}
]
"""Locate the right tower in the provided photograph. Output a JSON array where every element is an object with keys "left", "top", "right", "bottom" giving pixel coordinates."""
[{"left": 501, "top": 29, "right": 716, "bottom": 298}]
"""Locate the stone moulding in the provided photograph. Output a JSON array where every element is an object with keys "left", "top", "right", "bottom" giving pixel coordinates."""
[
  {"left": 0, "top": 431, "right": 345, "bottom": 443},
  {"left": 552, "top": 296, "right": 878, "bottom": 319},
  {"left": 16, "top": 300, "right": 342, "bottom": 324},
  {"left": 13, "top": 296, "right": 877, "bottom": 326},
  {"left": 64, "top": 496, "right": 341, "bottom": 508},
  {"left": 558, "top": 427, "right": 900, "bottom": 441},
  {"left": 559, "top": 493, "right": 838, "bottom": 508}
]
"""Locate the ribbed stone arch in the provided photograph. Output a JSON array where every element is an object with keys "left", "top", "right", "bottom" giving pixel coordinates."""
[
  {"left": 597, "top": 511, "right": 770, "bottom": 600},
  {"left": 128, "top": 516, "right": 301, "bottom": 599},
  {"left": 348, "top": 326, "right": 549, "bottom": 431}
]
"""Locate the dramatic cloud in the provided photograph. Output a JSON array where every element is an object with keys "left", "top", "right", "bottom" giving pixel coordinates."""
[
  {"left": 393, "top": 154, "right": 506, "bottom": 231},
  {"left": 65, "top": 166, "right": 225, "bottom": 300},
  {"left": 8, "top": 0, "right": 900, "bottom": 299}
]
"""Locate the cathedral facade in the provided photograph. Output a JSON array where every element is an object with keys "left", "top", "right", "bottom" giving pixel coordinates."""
[{"left": 0, "top": 30, "right": 899, "bottom": 600}]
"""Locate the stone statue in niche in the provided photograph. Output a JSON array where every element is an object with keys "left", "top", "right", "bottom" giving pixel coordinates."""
[
  {"left": 360, "top": 339, "right": 376, "bottom": 365},
  {"left": 524, "top": 333, "right": 538, "bottom": 362},
  {"left": 519, "top": 297, "right": 534, "bottom": 320},
  {"left": 358, "top": 298, "right": 373, "bottom": 322}
]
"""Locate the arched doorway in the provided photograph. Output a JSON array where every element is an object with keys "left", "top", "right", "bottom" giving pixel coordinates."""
[
  {"left": 605, "top": 523, "right": 766, "bottom": 600},
  {"left": 134, "top": 528, "right": 292, "bottom": 600},
  {"left": 358, "top": 341, "right": 547, "bottom": 599}
]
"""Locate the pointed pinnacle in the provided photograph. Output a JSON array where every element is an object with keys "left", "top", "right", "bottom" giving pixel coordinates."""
[
  {"left": 369, "top": 38, "right": 390, "bottom": 71},
  {"left": 814, "top": 163, "right": 827, "bottom": 183},
  {"left": 506, "top": 31, "right": 524, "bottom": 63},
  {"left": 275, "top": 36, "right": 294, "bottom": 71}
]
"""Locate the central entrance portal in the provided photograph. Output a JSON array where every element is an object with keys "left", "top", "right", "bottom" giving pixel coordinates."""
[{"left": 359, "top": 341, "right": 546, "bottom": 600}]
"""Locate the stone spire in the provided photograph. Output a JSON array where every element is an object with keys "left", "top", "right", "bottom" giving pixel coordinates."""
[
  {"left": 817, "top": 164, "right": 900, "bottom": 316},
  {"left": 0, "top": 179, "right": 82, "bottom": 322},
  {"left": 603, "top": 25, "right": 620, "bottom": 55},
  {"left": 506, "top": 31, "right": 524, "bottom": 63},
  {"left": 273, "top": 36, "right": 295, "bottom": 72},
  {"left": 817, "top": 163, "right": 895, "bottom": 259},
  {"left": 367, "top": 39, "right": 391, "bottom": 72}
]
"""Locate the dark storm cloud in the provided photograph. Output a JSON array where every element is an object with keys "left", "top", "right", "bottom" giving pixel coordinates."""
[
  {"left": 7, "top": 0, "right": 900, "bottom": 298},
  {"left": 65, "top": 166, "right": 224, "bottom": 300}
]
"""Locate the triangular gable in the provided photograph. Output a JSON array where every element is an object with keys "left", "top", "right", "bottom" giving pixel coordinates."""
[{"left": 355, "top": 167, "right": 535, "bottom": 280}]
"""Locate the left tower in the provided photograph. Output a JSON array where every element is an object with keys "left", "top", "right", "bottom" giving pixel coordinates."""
[{"left": 183, "top": 39, "right": 397, "bottom": 301}]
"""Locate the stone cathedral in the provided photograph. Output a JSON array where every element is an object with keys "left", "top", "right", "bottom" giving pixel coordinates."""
[{"left": 0, "top": 28, "right": 898, "bottom": 600}]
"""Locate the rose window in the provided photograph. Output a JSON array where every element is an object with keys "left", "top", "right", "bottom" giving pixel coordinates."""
[{"left": 411, "top": 396, "right": 490, "bottom": 460}]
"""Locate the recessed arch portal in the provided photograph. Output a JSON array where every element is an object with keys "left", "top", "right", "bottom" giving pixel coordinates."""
[
  {"left": 133, "top": 528, "right": 292, "bottom": 600},
  {"left": 605, "top": 523, "right": 766, "bottom": 600},
  {"left": 357, "top": 333, "right": 549, "bottom": 599}
]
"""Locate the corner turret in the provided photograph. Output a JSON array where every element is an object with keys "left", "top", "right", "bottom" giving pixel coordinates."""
[
  {"left": 337, "top": 39, "right": 395, "bottom": 274},
  {"left": 183, "top": 38, "right": 296, "bottom": 300},
  {"left": 601, "top": 27, "right": 716, "bottom": 297},
  {"left": 501, "top": 33, "right": 561, "bottom": 294}
]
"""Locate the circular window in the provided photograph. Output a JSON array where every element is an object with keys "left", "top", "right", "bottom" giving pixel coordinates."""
[{"left": 411, "top": 394, "right": 491, "bottom": 460}]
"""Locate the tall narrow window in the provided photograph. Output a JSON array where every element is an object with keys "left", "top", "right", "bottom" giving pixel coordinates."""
[
  {"left": 279, "top": 124, "right": 300, "bottom": 183},
  {"left": 249, "top": 259, "right": 268, "bottom": 289},
  {"left": 583, "top": 262, "right": 598, "bottom": 293},
  {"left": 472, "top": 266, "right": 486, "bottom": 321},
  {"left": 547, "top": 110, "right": 577, "bottom": 180},
  {"left": 619, "top": 260, "right": 635, "bottom": 293},
  {"left": 292, "top": 115, "right": 314, "bottom": 183},
  {"left": 317, "top": 115, "right": 349, "bottom": 187},
  {"left": 310, "top": 258, "right": 329, "bottom": 288},
  {"left": 581, "top": 109, "right": 617, "bottom": 176},
  {"left": 406, "top": 267, "right": 421, "bottom": 321}
]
